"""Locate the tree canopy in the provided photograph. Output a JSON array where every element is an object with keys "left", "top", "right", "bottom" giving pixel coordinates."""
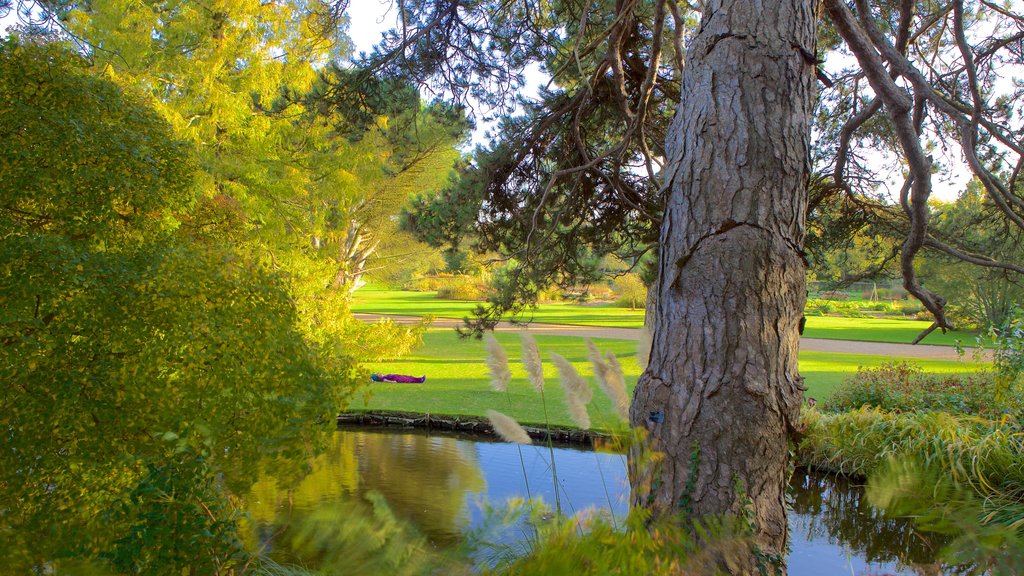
[
  {"left": 359, "top": 0, "right": 1024, "bottom": 338},
  {"left": 0, "top": 1, "right": 467, "bottom": 569}
]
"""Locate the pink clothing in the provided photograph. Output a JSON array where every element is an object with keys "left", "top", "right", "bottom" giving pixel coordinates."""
[{"left": 371, "top": 373, "right": 426, "bottom": 383}]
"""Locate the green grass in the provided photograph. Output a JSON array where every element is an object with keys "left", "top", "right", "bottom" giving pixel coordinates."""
[
  {"left": 348, "top": 329, "right": 986, "bottom": 429},
  {"left": 352, "top": 286, "right": 646, "bottom": 328},
  {"left": 799, "top": 315, "right": 979, "bottom": 347},
  {"left": 352, "top": 287, "right": 983, "bottom": 346}
]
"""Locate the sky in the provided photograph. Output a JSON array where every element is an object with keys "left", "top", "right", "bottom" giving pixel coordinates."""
[
  {"left": 3, "top": 2, "right": 1005, "bottom": 201},
  {"left": 344, "top": 1, "right": 974, "bottom": 201}
]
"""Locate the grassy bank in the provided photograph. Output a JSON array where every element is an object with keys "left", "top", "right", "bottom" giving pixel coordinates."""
[
  {"left": 350, "top": 329, "right": 985, "bottom": 428},
  {"left": 352, "top": 287, "right": 982, "bottom": 346}
]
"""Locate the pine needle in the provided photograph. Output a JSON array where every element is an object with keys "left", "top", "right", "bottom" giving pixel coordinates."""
[
  {"left": 487, "top": 409, "right": 532, "bottom": 444},
  {"left": 484, "top": 332, "right": 512, "bottom": 392}
]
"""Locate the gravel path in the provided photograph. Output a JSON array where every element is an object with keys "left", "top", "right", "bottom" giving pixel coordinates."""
[{"left": 354, "top": 313, "right": 988, "bottom": 361}]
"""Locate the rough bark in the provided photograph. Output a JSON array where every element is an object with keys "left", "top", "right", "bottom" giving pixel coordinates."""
[{"left": 629, "top": 0, "right": 816, "bottom": 566}]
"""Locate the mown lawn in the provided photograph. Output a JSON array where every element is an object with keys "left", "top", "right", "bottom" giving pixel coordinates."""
[
  {"left": 348, "top": 329, "right": 986, "bottom": 429},
  {"left": 352, "top": 286, "right": 983, "bottom": 346}
]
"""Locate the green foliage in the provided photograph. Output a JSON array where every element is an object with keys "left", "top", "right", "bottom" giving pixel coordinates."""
[
  {"left": 822, "top": 362, "right": 1022, "bottom": 418},
  {"left": 612, "top": 273, "right": 647, "bottom": 310},
  {"left": 0, "top": 37, "right": 194, "bottom": 242},
  {"left": 482, "top": 502, "right": 754, "bottom": 576},
  {"left": 409, "top": 274, "right": 490, "bottom": 301},
  {"left": 922, "top": 180, "right": 1024, "bottom": 329},
  {"left": 868, "top": 457, "right": 1024, "bottom": 574},
  {"left": 102, "top": 451, "right": 248, "bottom": 573},
  {"left": 804, "top": 297, "right": 923, "bottom": 318},
  {"left": 436, "top": 277, "right": 490, "bottom": 301},
  {"left": 989, "top": 307, "right": 1024, "bottom": 390},
  {"left": 799, "top": 352, "right": 1024, "bottom": 573},
  {"left": 799, "top": 408, "right": 1024, "bottom": 497},
  {"left": 0, "top": 39, "right": 353, "bottom": 570}
]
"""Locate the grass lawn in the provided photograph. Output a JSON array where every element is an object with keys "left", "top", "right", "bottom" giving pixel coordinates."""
[
  {"left": 352, "top": 287, "right": 983, "bottom": 347},
  {"left": 348, "top": 329, "right": 987, "bottom": 429},
  {"left": 352, "top": 286, "right": 645, "bottom": 328}
]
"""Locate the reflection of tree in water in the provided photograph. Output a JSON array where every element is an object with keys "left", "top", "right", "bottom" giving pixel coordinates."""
[
  {"left": 240, "top": 430, "right": 485, "bottom": 568},
  {"left": 352, "top": 430, "right": 486, "bottom": 542},
  {"left": 789, "top": 468, "right": 960, "bottom": 572}
]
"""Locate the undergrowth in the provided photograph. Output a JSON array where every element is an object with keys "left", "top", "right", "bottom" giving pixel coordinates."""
[{"left": 822, "top": 362, "right": 1022, "bottom": 417}]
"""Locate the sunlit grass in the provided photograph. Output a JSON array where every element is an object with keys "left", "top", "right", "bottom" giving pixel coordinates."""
[
  {"left": 349, "top": 329, "right": 986, "bottom": 428},
  {"left": 352, "top": 286, "right": 982, "bottom": 346}
]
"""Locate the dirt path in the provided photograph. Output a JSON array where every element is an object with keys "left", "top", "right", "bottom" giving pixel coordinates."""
[{"left": 354, "top": 313, "right": 988, "bottom": 361}]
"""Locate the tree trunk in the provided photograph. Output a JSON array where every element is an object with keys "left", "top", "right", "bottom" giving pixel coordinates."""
[
  {"left": 630, "top": 0, "right": 816, "bottom": 567},
  {"left": 330, "top": 221, "right": 378, "bottom": 295}
]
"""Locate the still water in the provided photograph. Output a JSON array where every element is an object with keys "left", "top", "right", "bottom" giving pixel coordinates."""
[{"left": 246, "top": 427, "right": 944, "bottom": 574}]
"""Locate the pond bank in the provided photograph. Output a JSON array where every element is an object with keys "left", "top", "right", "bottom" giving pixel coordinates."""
[
  {"left": 337, "top": 409, "right": 608, "bottom": 446},
  {"left": 336, "top": 409, "right": 864, "bottom": 481}
]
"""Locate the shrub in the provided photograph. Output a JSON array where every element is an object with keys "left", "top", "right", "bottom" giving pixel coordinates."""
[
  {"left": 822, "top": 362, "right": 1022, "bottom": 418},
  {"left": 582, "top": 285, "right": 617, "bottom": 302},
  {"left": 408, "top": 274, "right": 489, "bottom": 300},
  {"left": 799, "top": 408, "right": 1024, "bottom": 488},
  {"left": 435, "top": 276, "right": 489, "bottom": 301},
  {"left": 896, "top": 301, "right": 923, "bottom": 316},
  {"left": 408, "top": 274, "right": 454, "bottom": 292},
  {"left": 805, "top": 298, "right": 868, "bottom": 317},
  {"left": 613, "top": 273, "right": 647, "bottom": 309}
]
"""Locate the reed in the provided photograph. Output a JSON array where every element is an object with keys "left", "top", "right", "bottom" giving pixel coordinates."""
[
  {"left": 484, "top": 332, "right": 512, "bottom": 392},
  {"left": 550, "top": 353, "right": 591, "bottom": 429},
  {"left": 520, "top": 334, "right": 545, "bottom": 393},
  {"left": 601, "top": 352, "right": 629, "bottom": 420},
  {"left": 487, "top": 410, "right": 533, "bottom": 445},
  {"left": 637, "top": 327, "right": 652, "bottom": 371},
  {"left": 800, "top": 407, "right": 1024, "bottom": 516}
]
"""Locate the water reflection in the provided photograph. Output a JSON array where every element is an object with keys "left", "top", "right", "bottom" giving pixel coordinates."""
[
  {"left": 243, "top": 428, "right": 948, "bottom": 575},
  {"left": 787, "top": 469, "right": 951, "bottom": 576}
]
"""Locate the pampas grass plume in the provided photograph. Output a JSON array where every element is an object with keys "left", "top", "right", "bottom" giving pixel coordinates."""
[
  {"left": 520, "top": 333, "right": 545, "bottom": 393},
  {"left": 586, "top": 338, "right": 610, "bottom": 381},
  {"left": 551, "top": 352, "right": 592, "bottom": 404},
  {"left": 638, "top": 327, "right": 652, "bottom": 371},
  {"left": 484, "top": 332, "right": 512, "bottom": 392},
  {"left": 487, "top": 409, "right": 532, "bottom": 444},
  {"left": 604, "top": 352, "right": 630, "bottom": 420},
  {"left": 551, "top": 352, "right": 592, "bottom": 429}
]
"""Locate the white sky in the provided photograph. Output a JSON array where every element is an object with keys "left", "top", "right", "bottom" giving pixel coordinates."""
[{"left": 5, "top": 2, "right": 1015, "bottom": 201}]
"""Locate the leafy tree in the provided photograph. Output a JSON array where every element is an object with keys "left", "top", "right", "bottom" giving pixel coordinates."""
[
  {"left": 613, "top": 273, "right": 647, "bottom": 310},
  {"left": 922, "top": 179, "right": 1024, "bottom": 328},
  {"left": 20, "top": 1, "right": 464, "bottom": 369},
  {"left": 303, "top": 70, "right": 470, "bottom": 294},
  {"left": 0, "top": 38, "right": 351, "bottom": 571}
]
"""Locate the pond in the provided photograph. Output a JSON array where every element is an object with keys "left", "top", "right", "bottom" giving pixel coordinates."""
[{"left": 244, "top": 427, "right": 947, "bottom": 574}]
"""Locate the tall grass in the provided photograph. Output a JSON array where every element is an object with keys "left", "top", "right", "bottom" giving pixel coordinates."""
[{"left": 800, "top": 407, "right": 1024, "bottom": 546}]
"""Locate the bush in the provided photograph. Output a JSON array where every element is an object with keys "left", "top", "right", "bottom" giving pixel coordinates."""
[
  {"left": 435, "top": 276, "right": 489, "bottom": 301},
  {"left": 822, "top": 362, "right": 1022, "bottom": 418},
  {"left": 799, "top": 408, "right": 1024, "bottom": 487},
  {"left": 613, "top": 273, "right": 647, "bottom": 309},
  {"left": 805, "top": 298, "right": 868, "bottom": 317},
  {"left": 896, "top": 301, "right": 923, "bottom": 316}
]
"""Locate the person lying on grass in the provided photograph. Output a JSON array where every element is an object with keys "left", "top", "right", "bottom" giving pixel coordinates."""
[{"left": 370, "top": 373, "right": 427, "bottom": 383}]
